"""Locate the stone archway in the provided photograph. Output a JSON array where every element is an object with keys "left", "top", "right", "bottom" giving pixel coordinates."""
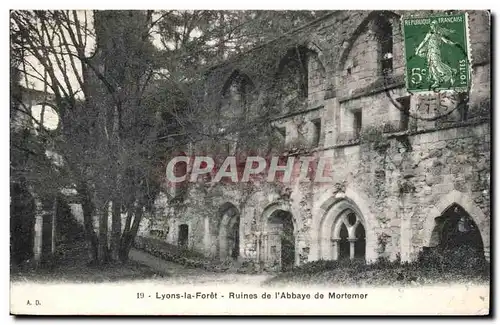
[
  {"left": 319, "top": 199, "right": 367, "bottom": 261},
  {"left": 429, "top": 204, "right": 484, "bottom": 253},
  {"left": 178, "top": 224, "right": 189, "bottom": 249},
  {"left": 217, "top": 203, "right": 241, "bottom": 261},
  {"left": 261, "top": 202, "right": 297, "bottom": 272},
  {"left": 312, "top": 186, "right": 377, "bottom": 262},
  {"left": 423, "top": 190, "right": 490, "bottom": 261},
  {"left": 267, "top": 210, "right": 295, "bottom": 271}
]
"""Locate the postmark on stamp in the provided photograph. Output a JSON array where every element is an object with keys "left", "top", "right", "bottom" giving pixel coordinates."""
[{"left": 402, "top": 13, "right": 471, "bottom": 94}]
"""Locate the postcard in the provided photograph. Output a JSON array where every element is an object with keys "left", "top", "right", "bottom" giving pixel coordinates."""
[{"left": 10, "top": 9, "right": 491, "bottom": 316}]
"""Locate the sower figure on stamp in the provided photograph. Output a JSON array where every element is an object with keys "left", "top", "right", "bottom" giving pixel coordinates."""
[{"left": 415, "top": 20, "right": 458, "bottom": 88}]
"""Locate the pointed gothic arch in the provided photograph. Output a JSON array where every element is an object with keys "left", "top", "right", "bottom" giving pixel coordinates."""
[
  {"left": 220, "top": 70, "right": 256, "bottom": 109},
  {"left": 217, "top": 202, "right": 241, "bottom": 261},
  {"left": 261, "top": 202, "right": 297, "bottom": 271},
  {"left": 423, "top": 190, "right": 490, "bottom": 261},
  {"left": 312, "top": 186, "right": 377, "bottom": 262},
  {"left": 318, "top": 198, "right": 367, "bottom": 261},
  {"left": 336, "top": 11, "right": 401, "bottom": 75}
]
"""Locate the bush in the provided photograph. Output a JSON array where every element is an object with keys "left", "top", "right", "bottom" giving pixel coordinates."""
[
  {"left": 265, "top": 250, "right": 490, "bottom": 287},
  {"left": 134, "top": 236, "right": 257, "bottom": 273},
  {"left": 134, "top": 236, "right": 224, "bottom": 271},
  {"left": 416, "top": 245, "right": 489, "bottom": 273}
]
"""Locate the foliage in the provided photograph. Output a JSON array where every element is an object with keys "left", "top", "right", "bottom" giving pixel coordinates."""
[
  {"left": 11, "top": 239, "right": 163, "bottom": 283},
  {"left": 376, "top": 232, "right": 391, "bottom": 254},
  {"left": 134, "top": 236, "right": 228, "bottom": 272},
  {"left": 265, "top": 250, "right": 490, "bottom": 287},
  {"left": 10, "top": 9, "right": 329, "bottom": 266},
  {"left": 416, "top": 245, "right": 488, "bottom": 272},
  {"left": 359, "top": 126, "right": 390, "bottom": 153},
  {"left": 10, "top": 10, "right": 165, "bottom": 264},
  {"left": 134, "top": 236, "right": 257, "bottom": 273}
]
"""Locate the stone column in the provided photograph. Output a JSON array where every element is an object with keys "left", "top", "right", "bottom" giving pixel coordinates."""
[
  {"left": 400, "top": 210, "right": 412, "bottom": 263},
  {"left": 294, "top": 233, "right": 302, "bottom": 266},
  {"left": 261, "top": 233, "right": 267, "bottom": 262},
  {"left": 399, "top": 193, "right": 414, "bottom": 263},
  {"left": 349, "top": 238, "right": 357, "bottom": 260},
  {"left": 331, "top": 238, "right": 340, "bottom": 260},
  {"left": 255, "top": 232, "right": 262, "bottom": 266},
  {"left": 203, "top": 216, "right": 210, "bottom": 255},
  {"left": 33, "top": 215, "right": 43, "bottom": 267},
  {"left": 51, "top": 197, "right": 57, "bottom": 256},
  {"left": 484, "top": 246, "right": 490, "bottom": 263},
  {"left": 32, "top": 193, "right": 47, "bottom": 267}
]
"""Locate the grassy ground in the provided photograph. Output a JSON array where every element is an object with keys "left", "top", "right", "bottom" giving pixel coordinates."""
[
  {"left": 134, "top": 236, "right": 256, "bottom": 273},
  {"left": 10, "top": 240, "right": 166, "bottom": 284},
  {"left": 265, "top": 250, "right": 491, "bottom": 287}
]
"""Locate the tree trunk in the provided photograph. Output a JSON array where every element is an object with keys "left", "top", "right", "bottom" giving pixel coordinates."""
[
  {"left": 119, "top": 202, "right": 144, "bottom": 262},
  {"left": 110, "top": 199, "right": 122, "bottom": 262},
  {"left": 82, "top": 210, "right": 98, "bottom": 264},
  {"left": 79, "top": 186, "right": 98, "bottom": 264},
  {"left": 97, "top": 202, "right": 109, "bottom": 264},
  {"left": 51, "top": 196, "right": 57, "bottom": 257}
]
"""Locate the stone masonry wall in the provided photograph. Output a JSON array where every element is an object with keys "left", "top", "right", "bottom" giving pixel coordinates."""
[{"left": 134, "top": 10, "right": 491, "bottom": 270}]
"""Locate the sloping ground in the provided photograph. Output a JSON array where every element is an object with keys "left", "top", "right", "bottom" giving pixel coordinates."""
[
  {"left": 129, "top": 247, "right": 212, "bottom": 277},
  {"left": 134, "top": 236, "right": 256, "bottom": 273},
  {"left": 129, "top": 248, "right": 270, "bottom": 285},
  {"left": 10, "top": 240, "right": 165, "bottom": 284}
]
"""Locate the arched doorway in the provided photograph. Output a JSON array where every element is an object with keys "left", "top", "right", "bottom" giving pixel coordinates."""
[
  {"left": 429, "top": 204, "right": 484, "bottom": 258},
  {"left": 266, "top": 210, "right": 295, "bottom": 271},
  {"left": 218, "top": 203, "right": 240, "bottom": 261},
  {"left": 178, "top": 224, "right": 189, "bottom": 249}
]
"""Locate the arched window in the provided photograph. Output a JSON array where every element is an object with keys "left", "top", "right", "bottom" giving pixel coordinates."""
[
  {"left": 333, "top": 210, "right": 366, "bottom": 260},
  {"left": 276, "top": 46, "right": 310, "bottom": 113},
  {"left": 354, "top": 224, "right": 366, "bottom": 258},
  {"left": 373, "top": 15, "right": 394, "bottom": 75},
  {"left": 218, "top": 71, "right": 255, "bottom": 154},
  {"left": 338, "top": 223, "right": 350, "bottom": 259},
  {"left": 220, "top": 70, "right": 255, "bottom": 119},
  {"left": 437, "top": 204, "right": 483, "bottom": 252}
]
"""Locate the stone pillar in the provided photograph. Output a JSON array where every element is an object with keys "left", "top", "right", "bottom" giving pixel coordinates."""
[
  {"left": 399, "top": 193, "right": 414, "bottom": 263},
  {"left": 294, "top": 233, "right": 301, "bottom": 266},
  {"left": 323, "top": 98, "right": 340, "bottom": 147},
  {"left": 255, "top": 232, "right": 262, "bottom": 266},
  {"left": 331, "top": 238, "right": 339, "bottom": 260},
  {"left": 400, "top": 211, "right": 412, "bottom": 263},
  {"left": 484, "top": 246, "right": 490, "bottom": 263},
  {"left": 261, "top": 233, "right": 267, "bottom": 262},
  {"left": 51, "top": 197, "right": 57, "bottom": 256},
  {"left": 349, "top": 239, "right": 357, "bottom": 260},
  {"left": 33, "top": 215, "right": 43, "bottom": 267},
  {"left": 203, "top": 216, "right": 210, "bottom": 255},
  {"left": 32, "top": 192, "right": 50, "bottom": 267},
  {"left": 319, "top": 237, "right": 328, "bottom": 260}
]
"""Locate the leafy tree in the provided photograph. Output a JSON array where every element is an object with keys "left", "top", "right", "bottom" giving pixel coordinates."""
[{"left": 10, "top": 9, "right": 323, "bottom": 265}]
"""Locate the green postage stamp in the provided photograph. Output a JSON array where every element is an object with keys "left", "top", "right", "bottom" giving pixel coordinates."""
[{"left": 403, "top": 13, "right": 471, "bottom": 93}]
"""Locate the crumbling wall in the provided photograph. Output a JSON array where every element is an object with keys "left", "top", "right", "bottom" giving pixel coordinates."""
[{"left": 147, "top": 10, "right": 490, "bottom": 268}]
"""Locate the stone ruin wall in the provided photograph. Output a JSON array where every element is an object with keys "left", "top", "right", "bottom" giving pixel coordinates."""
[{"left": 131, "top": 10, "right": 490, "bottom": 270}]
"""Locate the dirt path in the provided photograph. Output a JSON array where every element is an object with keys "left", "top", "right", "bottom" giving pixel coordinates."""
[{"left": 129, "top": 248, "right": 271, "bottom": 285}]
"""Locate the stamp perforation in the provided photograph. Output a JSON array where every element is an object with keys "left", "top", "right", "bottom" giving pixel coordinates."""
[{"left": 401, "top": 11, "right": 472, "bottom": 95}]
